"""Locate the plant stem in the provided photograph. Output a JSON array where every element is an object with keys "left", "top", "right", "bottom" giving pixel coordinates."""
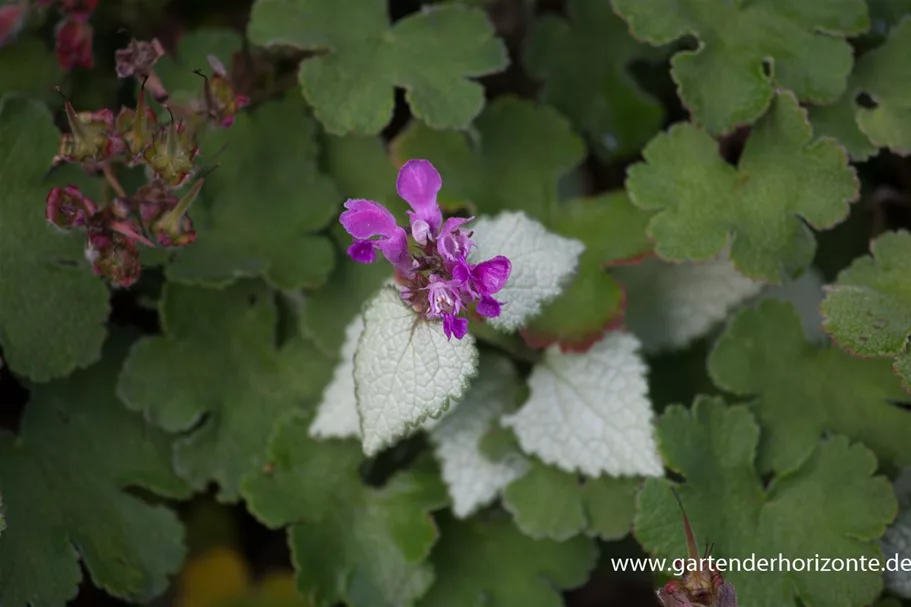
[{"left": 102, "top": 164, "right": 127, "bottom": 198}]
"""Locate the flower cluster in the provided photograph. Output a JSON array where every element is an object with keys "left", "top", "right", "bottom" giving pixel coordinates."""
[
  {"left": 340, "top": 159, "right": 511, "bottom": 340},
  {"left": 0, "top": 0, "right": 99, "bottom": 70},
  {"left": 46, "top": 38, "right": 249, "bottom": 287}
]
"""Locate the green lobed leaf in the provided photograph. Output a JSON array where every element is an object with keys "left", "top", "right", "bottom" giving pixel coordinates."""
[
  {"left": 626, "top": 90, "right": 859, "bottom": 283},
  {"left": 503, "top": 460, "right": 639, "bottom": 542},
  {"left": 301, "top": 133, "right": 399, "bottom": 355},
  {"left": 820, "top": 230, "right": 911, "bottom": 392},
  {"left": 241, "top": 412, "right": 448, "bottom": 607},
  {"left": 320, "top": 132, "right": 401, "bottom": 214},
  {"left": 247, "top": 0, "right": 508, "bottom": 135},
  {"left": 0, "top": 332, "right": 191, "bottom": 606},
  {"left": 710, "top": 299, "right": 911, "bottom": 474},
  {"left": 117, "top": 280, "right": 335, "bottom": 501},
  {"left": 635, "top": 396, "right": 897, "bottom": 607},
  {"left": 416, "top": 511, "right": 597, "bottom": 607},
  {"left": 391, "top": 95, "right": 585, "bottom": 222},
  {"left": 524, "top": 0, "right": 663, "bottom": 158},
  {"left": 808, "top": 94, "right": 879, "bottom": 161},
  {"left": 811, "top": 16, "right": 911, "bottom": 160},
  {"left": 854, "top": 17, "right": 911, "bottom": 156},
  {"left": 523, "top": 191, "right": 653, "bottom": 350},
  {"left": 0, "top": 94, "right": 110, "bottom": 381},
  {"left": 610, "top": 0, "right": 868, "bottom": 134},
  {"left": 0, "top": 38, "right": 63, "bottom": 104},
  {"left": 165, "top": 93, "right": 339, "bottom": 290},
  {"left": 299, "top": 243, "right": 390, "bottom": 356}
]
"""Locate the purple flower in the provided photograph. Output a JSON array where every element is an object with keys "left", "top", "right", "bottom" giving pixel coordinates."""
[{"left": 338, "top": 159, "right": 512, "bottom": 340}]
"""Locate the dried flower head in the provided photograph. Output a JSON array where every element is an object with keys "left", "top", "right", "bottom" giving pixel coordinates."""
[
  {"left": 114, "top": 38, "right": 165, "bottom": 79},
  {"left": 56, "top": 94, "right": 122, "bottom": 166}
]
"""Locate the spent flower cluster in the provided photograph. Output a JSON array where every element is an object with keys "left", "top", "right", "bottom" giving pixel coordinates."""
[
  {"left": 45, "top": 37, "right": 250, "bottom": 287},
  {"left": 340, "top": 159, "right": 511, "bottom": 340}
]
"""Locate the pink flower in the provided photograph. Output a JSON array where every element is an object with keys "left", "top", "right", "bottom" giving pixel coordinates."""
[{"left": 338, "top": 159, "right": 511, "bottom": 340}]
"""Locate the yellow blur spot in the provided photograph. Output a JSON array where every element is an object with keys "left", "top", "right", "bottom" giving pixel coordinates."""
[{"left": 174, "top": 546, "right": 313, "bottom": 607}]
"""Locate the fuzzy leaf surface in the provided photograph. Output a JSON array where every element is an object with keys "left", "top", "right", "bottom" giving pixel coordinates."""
[
  {"left": 166, "top": 94, "right": 339, "bottom": 289},
  {"left": 117, "top": 280, "right": 335, "bottom": 500},
  {"left": 854, "top": 17, "right": 911, "bottom": 155},
  {"left": 354, "top": 286, "right": 478, "bottom": 455},
  {"left": 626, "top": 91, "right": 859, "bottom": 283},
  {"left": 310, "top": 314, "right": 365, "bottom": 440},
  {"left": 501, "top": 332, "right": 663, "bottom": 477},
  {"left": 416, "top": 512, "right": 597, "bottom": 607},
  {"left": 247, "top": 0, "right": 507, "bottom": 134},
  {"left": 503, "top": 460, "right": 639, "bottom": 541},
  {"left": 0, "top": 95, "right": 109, "bottom": 381},
  {"left": 391, "top": 96, "right": 585, "bottom": 221},
  {"left": 610, "top": 0, "right": 868, "bottom": 134},
  {"left": 524, "top": 0, "right": 662, "bottom": 158},
  {"left": 242, "top": 413, "right": 448, "bottom": 607},
  {"left": 468, "top": 211, "right": 585, "bottom": 332},
  {"left": 821, "top": 230, "right": 911, "bottom": 391},
  {"left": 428, "top": 353, "right": 530, "bottom": 518},
  {"left": 611, "top": 255, "right": 762, "bottom": 354},
  {"left": 710, "top": 299, "right": 911, "bottom": 473},
  {"left": 0, "top": 334, "right": 190, "bottom": 607},
  {"left": 635, "top": 396, "right": 896, "bottom": 607}
]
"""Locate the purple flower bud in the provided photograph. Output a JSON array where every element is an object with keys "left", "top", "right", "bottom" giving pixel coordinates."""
[{"left": 46, "top": 185, "right": 97, "bottom": 229}]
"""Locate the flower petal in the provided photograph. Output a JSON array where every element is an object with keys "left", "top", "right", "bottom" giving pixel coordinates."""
[
  {"left": 347, "top": 240, "right": 376, "bottom": 263},
  {"left": 473, "top": 256, "right": 511, "bottom": 295},
  {"left": 476, "top": 296, "right": 501, "bottom": 318},
  {"left": 339, "top": 198, "right": 399, "bottom": 240},
  {"left": 440, "top": 216, "right": 473, "bottom": 235},
  {"left": 411, "top": 218, "right": 431, "bottom": 244},
  {"left": 377, "top": 228, "right": 413, "bottom": 275},
  {"left": 397, "top": 159, "right": 442, "bottom": 232},
  {"left": 443, "top": 314, "right": 469, "bottom": 341}
]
